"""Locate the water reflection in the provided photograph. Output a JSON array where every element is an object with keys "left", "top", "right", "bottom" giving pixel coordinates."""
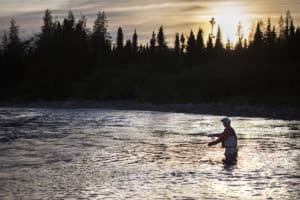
[{"left": 0, "top": 108, "right": 299, "bottom": 199}]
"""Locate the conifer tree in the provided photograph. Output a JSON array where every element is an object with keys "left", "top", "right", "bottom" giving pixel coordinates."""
[
  {"left": 196, "top": 28, "right": 204, "bottom": 53},
  {"left": 150, "top": 31, "right": 156, "bottom": 54},
  {"left": 42, "top": 9, "right": 53, "bottom": 37},
  {"left": 63, "top": 11, "right": 75, "bottom": 32},
  {"left": 8, "top": 19, "right": 21, "bottom": 47},
  {"left": 278, "top": 15, "right": 285, "bottom": 43},
  {"left": 180, "top": 33, "right": 185, "bottom": 54},
  {"left": 289, "top": 19, "right": 295, "bottom": 41},
  {"left": 116, "top": 27, "right": 124, "bottom": 53},
  {"left": 93, "top": 12, "right": 108, "bottom": 37},
  {"left": 73, "top": 15, "right": 89, "bottom": 73},
  {"left": 207, "top": 35, "right": 213, "bottom": 51},
  {"left": 75, "top": 15, "right": 87, "bottom": 35},
  {"left": 91, "top": 11, "right": 111, "bottom": 64},
  {"left": 271, "top": 26, "right": 276, "bottom": 43},
  {"left": 285, "top": 10, "right": 292, "bottom": 41},
  {"left": 252, "top": 22, "right": 263, "bottom": 49},
  {"left": 265, "top": 18, "right": 275, "bottom": 48},
  {"left": 132, "top": 29, "right": 138, "bottom": 55},
  {"left": 215, "top": 25, "right": 223, "bottom": 50},
  {"left": 124, "top": 39, "right": 132, "bottom": 59},
  {"left": 125, "top": 40, "right": 132, "bottom": 48},
  {"left": 186, "top": 30, "right": 196, "bottom": 56},
  {"left": 6, "top": 19, "right": 24, "bottom": 91},
  {"left": 53, "top": 18, "right": 62, "bottom": 36},
  {"left": 235, "top": 21, "right": 243, "bottom": 50},
  {"left": 1, "top": 32, "right": 8, "bottom": 51},
  {"left": 157, "top": 26, "right": 167, "bottom": 52},
  {"left": 175, "top": 33, "right": 180, "bottom": 56},
  {"left": 74, "top": 15, "right": 88, "bottom": 51}
]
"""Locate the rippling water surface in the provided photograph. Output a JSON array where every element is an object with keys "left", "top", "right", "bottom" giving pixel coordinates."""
[{"left": 0, "top": 107, "right": 299, "bottom": 200}]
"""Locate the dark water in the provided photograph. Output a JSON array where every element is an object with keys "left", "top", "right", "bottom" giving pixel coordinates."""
[{"left": 0, "top": 108, "right": 299, "bottom": 200}]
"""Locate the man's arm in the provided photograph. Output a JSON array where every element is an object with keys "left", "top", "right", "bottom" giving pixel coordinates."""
[
  {"left": 208, "top": 128, "right": 233, "bottom": 146},
  {"left": 207, "top": 133, "right": 223, "bottom": 137},
  {"left": 208, "top": 134, "right": 225, "bottom": 146}
]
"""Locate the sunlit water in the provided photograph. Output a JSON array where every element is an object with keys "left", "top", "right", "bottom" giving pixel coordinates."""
[{"left": 0, "top": 108, "right": 299, "bottom": 200}]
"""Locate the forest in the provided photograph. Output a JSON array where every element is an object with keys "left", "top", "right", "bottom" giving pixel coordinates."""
[{"left": 0, "top": 10, "right": 299, "bottom": 105}]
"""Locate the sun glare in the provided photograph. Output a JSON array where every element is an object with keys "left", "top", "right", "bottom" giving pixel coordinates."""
[{"left": 213, "top": 4, "right": 250, "bottom": 45}]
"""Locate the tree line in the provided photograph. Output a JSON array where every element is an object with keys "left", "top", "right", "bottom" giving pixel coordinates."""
[{"left": 0, "top": 10, "right": 299, "bottom": 104}]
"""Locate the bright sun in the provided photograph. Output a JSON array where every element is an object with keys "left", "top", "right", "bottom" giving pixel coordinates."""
[{"left": 213, "top": 4, "right": 250, "bottom": 45}]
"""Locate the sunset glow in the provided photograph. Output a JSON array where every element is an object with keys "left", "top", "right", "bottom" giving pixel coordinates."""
[
  {"left": 213, "top": 4, "right": 251, "bottom": 44},
  {"left": 0, "top": 0, "right": 299, "bottom": 45}
]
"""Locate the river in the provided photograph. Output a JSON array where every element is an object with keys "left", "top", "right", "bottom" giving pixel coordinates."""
[{"left": 0, "top": 107, "right": 299, "bottom": 199}]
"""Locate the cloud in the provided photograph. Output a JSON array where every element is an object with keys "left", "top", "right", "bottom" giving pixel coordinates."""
[
  {"left": 181, "top": 5, "right": 207, "bottom": 12},
  {"left": 0, "top": 0, "right": 300, "bottom": 43}
]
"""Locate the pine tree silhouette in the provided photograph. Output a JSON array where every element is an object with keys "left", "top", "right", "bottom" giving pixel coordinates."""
[
  {"left": 132, "top": 29, "right": 138, "bottom": 56},
  {"left": 278, "top": 15, "right": 285, "bottom": 44},
  {"left": 91, "top": 11, "right": 111, "bottom": 66},
  {"left": 150, "top": 31, "right": 156, "bottom": 55},
  {"left": 252, "top": 22, "right": 263, "bottom": 49},
  {"left": 215, "top": 25, "right": 223, "bottom": 50},
  {"left": 116, "top": 27, "right": 124, "bottom": 55},
  {"left": 265, "top": 18, "right": 275, "bottom": 48},
  {"left": 235, "top": 21, "right": 243, "bottom": 51},
  {"left": 42, "top": 9, "right": 53, "bottom": 37},
  {"left": 207, "top": 35, "right": 213, "bottom": 52},
  {"left": 175, "top": 33, "right": 180, "bottom": 56},
  {"left": 180, "top": 33, "right": 185, "bottom": 55},
  {"left": 157, "top": 26, "right": 167, "bottom": 53},
  {"left": 196, "top": 28, "right": 204, "bottom": 54},
  {"left": 0, "top": 10, "right": 299, "bottom": 103},
  {"left": 186, "top": 30, "right": 196, "bottom": 57}
]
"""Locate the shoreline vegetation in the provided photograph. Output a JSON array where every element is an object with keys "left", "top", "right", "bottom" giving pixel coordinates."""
[
  {"left": 0, "top": 10, "right": 299, "bottom": 109},
  {"left": 1, "top": 101, "right": 300, "bottom": 120}
]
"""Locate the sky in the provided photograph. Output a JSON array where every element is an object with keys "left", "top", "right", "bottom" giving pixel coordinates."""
[{"left": 0, "top": 0, "right": 300, "bottom": 45}]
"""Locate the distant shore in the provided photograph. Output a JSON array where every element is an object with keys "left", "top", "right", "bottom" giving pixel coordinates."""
[{"left": 1, "top": 100, "right": 300, "bottom": 120}]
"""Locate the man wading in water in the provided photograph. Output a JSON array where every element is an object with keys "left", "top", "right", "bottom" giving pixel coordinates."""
[{"left": 208, "top": 117, "right": 238, "bottom": 164}]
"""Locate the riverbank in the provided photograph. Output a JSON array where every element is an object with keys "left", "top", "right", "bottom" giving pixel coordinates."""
[{"left": 1, "top": 100, "right": 300, "bottom": 120}]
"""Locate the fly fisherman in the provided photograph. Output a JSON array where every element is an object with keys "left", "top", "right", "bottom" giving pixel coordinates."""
[{"left": 208, "top": 117, "right": 238, "bottom": 164}]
